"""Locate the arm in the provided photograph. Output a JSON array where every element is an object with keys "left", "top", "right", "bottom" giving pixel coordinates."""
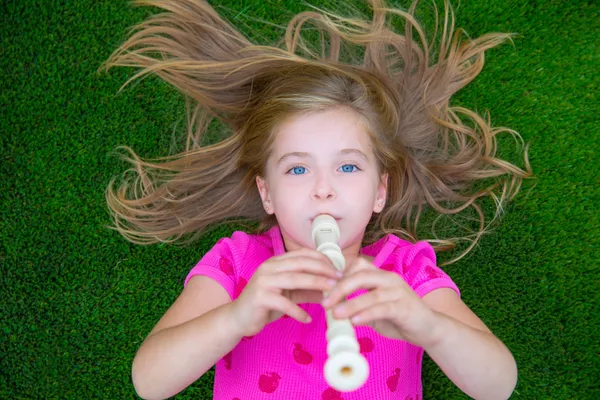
[
  {"left": 132, "top": 249, "right": 340, "bottom": 400},
  {"left": 322, "top": 256, "right": 517, "bottom": 400},
  {"left": 422, "top": 288, "right": 518, "bottom": 400},
  {"left": 132, "top": 276, "right": 240, "bottom": 400}
]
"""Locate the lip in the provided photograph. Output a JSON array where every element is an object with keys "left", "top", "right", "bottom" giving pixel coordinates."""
[{"left": 310, "top": 215, "right": 342, "bottom": 223}]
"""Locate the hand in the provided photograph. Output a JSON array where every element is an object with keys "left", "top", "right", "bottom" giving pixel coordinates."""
[
  {"left": 322, "top": 257, "right": 439, "bottom": 347},
  {"left": 230, "top": 248, "right": 341, "bottom": 337}
]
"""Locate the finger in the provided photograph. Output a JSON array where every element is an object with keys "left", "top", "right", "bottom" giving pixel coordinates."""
[
  {"left": 260, "top": 291, "right": 312, "bottom": 323},
  {"left": 331, "top": 287, "right": 401, "bottom": 319},
  {"left": 348, "top": 301, "right": 407, "bottom": 326},
  {"left": 276, "top": 247, "right": 336, "bottom": 266},
  {"left": 269, "top": 255, "right": 340, "bottom": 279},
  {"left": 261, "top": 272, "right": 337, "bottom": 292},
  {"left": 323, "top": 270, "right": 401, "bottom": 307},
  {"left": 290, "top": 248, "right": 340, "bottom": 271}
]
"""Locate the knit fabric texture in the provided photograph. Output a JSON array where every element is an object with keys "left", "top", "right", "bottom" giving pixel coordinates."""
[{"left": 184, "top": 226, "right": 460, "bottom": 399}]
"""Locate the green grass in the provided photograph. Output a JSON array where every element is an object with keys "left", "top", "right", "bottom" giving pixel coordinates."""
[{"left": 1, "top": 0, "right": 598, "bottom": 398}]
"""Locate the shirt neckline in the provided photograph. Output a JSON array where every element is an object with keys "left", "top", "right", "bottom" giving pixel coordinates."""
[{"left": 267, "top": 225, "right": 398, "bottom": 268}]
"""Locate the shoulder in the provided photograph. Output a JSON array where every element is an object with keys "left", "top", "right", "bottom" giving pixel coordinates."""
[
  {"left": 373, "top": 235, "right": 460, "bottom": 297},
  {"left": 388, "top": 236, "right": 438, "bottom": 269},
  {"left": 210, "top": 228, "right": 276, "bottom": 259},
  {"left": 184, "top": 228, "right": 276, "bottom": 288},
  {"left": 365, "top": 234, "right": 437, "bottom": 270}
]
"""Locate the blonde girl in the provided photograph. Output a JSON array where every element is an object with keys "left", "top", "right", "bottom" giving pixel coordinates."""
[{"left": 102, "top": 0, "right": 531, "bottom": 398}]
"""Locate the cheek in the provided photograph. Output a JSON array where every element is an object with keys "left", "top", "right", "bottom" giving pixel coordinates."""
[
  {"left": 347, "top": 175, "right": 378, "bottom": 200},
  {"left": 271, "top": 179, "right": 306, "bottom": 205}
]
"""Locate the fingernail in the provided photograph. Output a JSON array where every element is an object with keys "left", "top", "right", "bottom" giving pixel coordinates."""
[
  {"left": 305, "top": 315, "right": 312, "bottom": 323},
  {"left": 327, "top": 279, "right": 337, "bottom": 287},
  {"left": 322, "top": 296, "right": 330, "bottom": 307},
  {"left": 336, "top": 271, "right": 344, "bottom": 277}
]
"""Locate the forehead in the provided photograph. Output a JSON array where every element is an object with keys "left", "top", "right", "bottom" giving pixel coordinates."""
[{"left": 272, "top": 108, "right": 374, "bottom": 154}]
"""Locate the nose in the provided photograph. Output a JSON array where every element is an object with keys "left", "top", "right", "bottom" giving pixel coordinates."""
[{"left": 311, "top": 172, "right": 336, "bottom": 200}]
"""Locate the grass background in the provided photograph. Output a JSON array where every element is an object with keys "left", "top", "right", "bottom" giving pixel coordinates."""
[{"left": 1, "top": 0, "right": 598, "bottom": 398}]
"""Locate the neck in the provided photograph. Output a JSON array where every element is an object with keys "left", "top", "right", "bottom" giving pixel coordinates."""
[{"left": 341, "top": 243, "right": 362, "bottom": 266}]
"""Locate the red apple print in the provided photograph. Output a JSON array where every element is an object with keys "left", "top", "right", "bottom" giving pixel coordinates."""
[
  {"left": 405, "top": 397, "right": 414, "bottom": 400},
  {"left": 416, "top": 395, "right": 420, "bottom": 400},
  {"left": 425, "top": 265, "right": 441, "bottom": 280},
  {"left": 241, "top": 335, "right": 254, "bottom": 342},
  {"left": 223, "top": 351, "right": 232, "bottom": 370},
  {"left": 258, "top": 372, "right": 281, "bottom": 393},
  {"left": 358, "top": 337, "right": 374, "bottom": 353},
  {"left": 322, "top": 387, "right": 344, "bottom": 400},
  {"left": 232, "top": 398, "right": 240, "bottom": 400},
  {"left": 219, "top": 257, "right": 234, "bottom": 276},
  {"left": 293, "top": 343, "right": 313, "bottom": 364},
  {"left": 401, "top": 263, "right": 409, "bottom": 274},
  {"left": 381, "top": 263, "right": 395, "bottom": 272},
  {"left": 234, "top": 277, "right": 248, "bottom": 299},
  {"left": 386, "top": 368, "right": 401, "bottom": 392}
]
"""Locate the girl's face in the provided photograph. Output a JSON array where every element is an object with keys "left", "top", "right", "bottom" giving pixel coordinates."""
[{"left": 256, "top": 107, "right": 388, "bottom": 256}]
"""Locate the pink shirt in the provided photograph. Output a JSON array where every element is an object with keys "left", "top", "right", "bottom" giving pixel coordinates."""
[{"left": 185, "top": 226, "right": 460, "bottom": 400}]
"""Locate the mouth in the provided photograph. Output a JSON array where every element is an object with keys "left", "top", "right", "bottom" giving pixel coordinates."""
[{"left": 310, "top": 215, "right": 341, "bottom": 223}]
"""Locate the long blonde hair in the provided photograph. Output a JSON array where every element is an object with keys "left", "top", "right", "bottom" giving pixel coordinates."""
[{"left": 100, "top": 0, "right": 531, "bottom": 264}]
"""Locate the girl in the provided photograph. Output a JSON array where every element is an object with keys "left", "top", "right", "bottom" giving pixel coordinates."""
[{"left": 102, "top": 0, "right": 531, "bottom": 399}]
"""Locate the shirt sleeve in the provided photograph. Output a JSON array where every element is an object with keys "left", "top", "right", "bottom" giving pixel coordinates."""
[
  {"left": 399, "top": 241, "right": 461, "bottom": 299},
  {"left": 183, "top": 231, "right": 250, "bottom": 300}
]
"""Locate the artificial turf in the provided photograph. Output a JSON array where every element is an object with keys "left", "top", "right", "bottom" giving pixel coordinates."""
[{"left": 1, "top": 0, "right": 598, "bottom": 398}]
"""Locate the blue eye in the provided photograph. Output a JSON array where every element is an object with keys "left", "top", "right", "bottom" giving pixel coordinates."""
[
  {"left": 288, "top": 166, "right": 307, "bottom": 175},
  {"left": 339, "top": 164, "right": 359, "bottom": 173}
]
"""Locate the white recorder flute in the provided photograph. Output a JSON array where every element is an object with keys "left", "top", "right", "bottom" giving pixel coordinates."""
[{"left": 311, "top": 215, "right": 369, "bottom": 392}]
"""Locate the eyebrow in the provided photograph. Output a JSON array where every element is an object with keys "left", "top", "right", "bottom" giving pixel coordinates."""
[{"left": 276, "top": 149, "right": 369, "bottom": 165}]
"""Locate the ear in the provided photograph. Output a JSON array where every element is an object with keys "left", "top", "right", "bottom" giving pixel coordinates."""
[
  {"left": 373, "top": 173, "right": 389, "bottom": 213},
  {"left": 256, "top": 176, "right": 274, "bottom": 214}
]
